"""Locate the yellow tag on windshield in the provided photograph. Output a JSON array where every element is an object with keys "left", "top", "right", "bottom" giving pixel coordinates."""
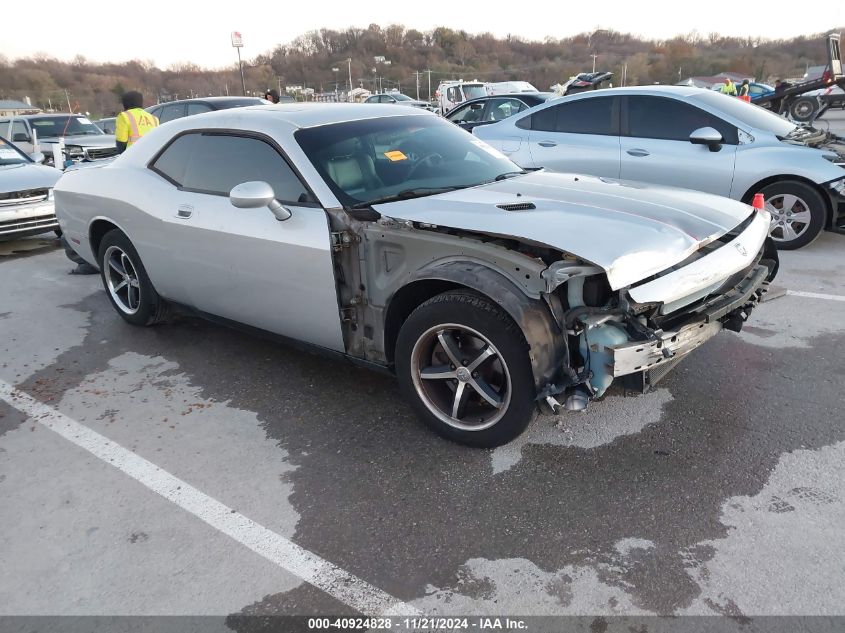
[{"left": 384, "top": 150, "right": 408, "bottom": 162}]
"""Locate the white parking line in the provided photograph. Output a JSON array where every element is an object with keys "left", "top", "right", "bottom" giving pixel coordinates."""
[
  {"left": 786, "top": 290, "right": 845, "bottom": 302},
  {"left": 0, "top": 379, "right": 418, "bottom": 617}
]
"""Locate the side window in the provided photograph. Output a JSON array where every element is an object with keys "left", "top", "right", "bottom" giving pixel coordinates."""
[
  {"left": 484, "top": 98, "right": 526, "bottom": 122},
  {"left": 448, "top": 102, "right": 482, "bottom": 122},
  {"left": 554, "top": 97, "right": 615, "bottom": 135},
  {"left": 159, "top": 104, "right": 185, "bottom": 123},
  {"left": 11, "top": 121, "right": 30, "bottom": 141},
  {"left": 447, "top": 87, "right": 460, "bottom": 103},
  {"left": 152, "top": 132, "right": 310, "bottom": 204},
  {"left": 528, "top": 103, "right": 558, "bottom": 131},
  {"left": 147, "top": 106, "right": 162, "bottom": 119},
  {"left": 150, "top": 133, "right": 198, "bottom": 185},
  {"left": 364, "top": 96, "right": 378, "bottom": 104},
  {"left": 627, "top": 96, "right": 738, "bottom": 144},
  {"left": 186, "top": 103, "right": 212, "bottom": 116}
]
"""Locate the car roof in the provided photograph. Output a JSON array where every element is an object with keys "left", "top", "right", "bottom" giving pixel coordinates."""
[
  {"left": 222, "top": 103, "right": 433, "bottom": 128},
  {"left": 11, "top": 113, "right": 84, "bottom": 119},
  {"left": 568, "top": 85, "right": 704, "bottom": 99},
  {"left": 152, "top": 96, "right": 267, "bottom": 106}
]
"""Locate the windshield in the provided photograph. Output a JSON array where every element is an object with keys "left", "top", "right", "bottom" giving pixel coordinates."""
[
  {"left": 0, "top": 136, "right": 31, "bottom": 166},
  {"left": 464, "top": 85, "right": 488, "bottom": 100},
  {"left": 692, "top": 92, "right": 796, "bottom": 137},
  {"left": 295, "top": 115, "right": 521, "bottom": 207},
  {"left": 28, "top": 116, "right": 104, "bottom": 138}
]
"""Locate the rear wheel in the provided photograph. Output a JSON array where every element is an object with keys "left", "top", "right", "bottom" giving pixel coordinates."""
[
  {"left": 98, "top": 229, "right": 170, "bottom": 325},
  {"left": 395, "top": 290, "right": 536, "bottom": 447},
  {"left": 760, "top": 180, "right": 826, "bottom": 250}
]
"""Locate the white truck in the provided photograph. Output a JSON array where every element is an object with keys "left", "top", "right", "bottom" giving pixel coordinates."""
[{"left": 436, "top": 80, "right": 488, "bottom": 114}]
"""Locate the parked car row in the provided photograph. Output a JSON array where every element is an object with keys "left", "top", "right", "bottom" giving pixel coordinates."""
[{"left": 54, "top": 103, "right": 781, "bottom": 446}]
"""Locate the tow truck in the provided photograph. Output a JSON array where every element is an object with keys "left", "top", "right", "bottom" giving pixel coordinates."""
[{"left": 754, "top": 33, "right": 844, "bottom": 122}]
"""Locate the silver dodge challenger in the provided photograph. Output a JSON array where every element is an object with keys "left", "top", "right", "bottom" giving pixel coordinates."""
[{"left": 56, "top": 104, "right": 778, "bottom": 447}]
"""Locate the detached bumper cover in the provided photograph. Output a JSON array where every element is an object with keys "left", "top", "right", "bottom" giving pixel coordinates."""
[{"left": 610, "top": 263, "right": 769, "bottom": 377}]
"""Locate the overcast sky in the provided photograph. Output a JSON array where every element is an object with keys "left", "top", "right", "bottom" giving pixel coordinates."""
[{"left": 4, "top": 0, "right": 844, "bottom": 69}]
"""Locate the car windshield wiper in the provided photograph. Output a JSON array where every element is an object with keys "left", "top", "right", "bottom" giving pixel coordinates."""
[
  {"left": 350, "top": 185, "right": 471, "bottom": 209},
  {"left": 493, "top": 170, "right": 527, "bottom": 181}
]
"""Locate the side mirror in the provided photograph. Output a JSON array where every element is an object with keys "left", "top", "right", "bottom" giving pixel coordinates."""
[
  {"left": 689, "top": 127, "right": 723, "bottom": 152},
  {"left": 229, "top": 181, "right": 291, "bottom": 221},
  {"left": 29, "top": 151, "right": 46, "bottom": 164},
  {"left": 12, "top": 133, "right": 31, "bottom": 143}
]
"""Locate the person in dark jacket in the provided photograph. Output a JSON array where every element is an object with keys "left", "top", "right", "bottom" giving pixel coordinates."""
[{"left": 264, "top": 89, "right": 280, "bottom": 104}]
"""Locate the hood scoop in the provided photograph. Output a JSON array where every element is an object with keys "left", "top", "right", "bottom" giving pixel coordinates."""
[{"left": 496, "top": 202, "right": 536, "bottom": 211}]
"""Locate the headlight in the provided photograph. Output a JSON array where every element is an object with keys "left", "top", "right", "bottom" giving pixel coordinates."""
[
  {"left": 823, "top": 153, "right": 845, "bottom": 166},
  {"left": 65, "top": 146, "right": 84, "bottom": 156},
  {"left": 47, "top": 188, "right": 54, "bottom": 200},
  {"left": 830, "top": 178, "right": 845, "bottom": 195}
]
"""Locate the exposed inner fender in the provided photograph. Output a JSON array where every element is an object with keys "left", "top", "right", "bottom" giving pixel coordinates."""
[{"left": 403, "top": 260, "right": 569, "bottom": 395}]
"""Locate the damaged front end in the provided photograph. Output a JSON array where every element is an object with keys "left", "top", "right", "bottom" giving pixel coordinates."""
[{"left": 539, "top": 210, "right": 778, "bottom": 413}]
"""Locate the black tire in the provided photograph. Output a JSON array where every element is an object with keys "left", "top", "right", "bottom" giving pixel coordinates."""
[
  {"left": 54, "top": 228, "right": 63, "bottom": 238},
  {"left": 395, "top": 290, "right": 536, "bottom": 447},
  {"left": 98, "top": 229, "right": 170, "bottom": 326},
  {"left": 759, "top": 180, "right": 827, "bottom": 250},
  {"left": 789, "top": 97, "right": 819, "bottom": 122}
]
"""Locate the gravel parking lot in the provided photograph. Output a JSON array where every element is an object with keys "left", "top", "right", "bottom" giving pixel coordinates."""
[{"left": 1, "top": 111, "right": 844, "bottom": 629}]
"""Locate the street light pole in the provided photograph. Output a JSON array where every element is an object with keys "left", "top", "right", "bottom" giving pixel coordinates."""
[
  {"left": 591, "top": 54, "right": 598, "bottom": 73},
  {"left": 346, "top": 58, "right": 352, "bottom": 92}
]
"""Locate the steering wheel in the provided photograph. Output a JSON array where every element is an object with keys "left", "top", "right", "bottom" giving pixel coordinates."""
[{"left": 406, "top": 153, "right": 445, "bottom": 180}]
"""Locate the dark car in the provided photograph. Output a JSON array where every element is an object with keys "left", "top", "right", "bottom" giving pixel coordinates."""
[
  {"left": 146, "top": 96, "right": 270, "bottom": 124},
  {"left": 445, "top": 93, "right": 557, "bottom": 131}
]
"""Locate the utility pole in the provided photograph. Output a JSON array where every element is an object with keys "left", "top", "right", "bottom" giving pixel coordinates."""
[
  {"left": 425, "top": 69, "right": 432, "bottom": 101},
  {"left": 346, "top": 58, "right": 353, "bottom": 92},
  {"left": 414, "top": 71, "right": 421, "bottom": 99},
  {"left": 65, "top": 89, "right": 72, "bottom": 112},
  {"left": 591, "top": 54, "right": 598, "bottom": 73}
]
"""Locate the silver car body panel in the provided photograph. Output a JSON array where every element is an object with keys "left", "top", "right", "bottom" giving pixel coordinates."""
[
  {"left": 376, "top": 170, "right": 756, "bottom": 290},
  {"left": 628, "top": 210, "right": 770, "bottom": 305},
  {"left": 474, "top": 86, "right": 845, "bottom": 202}
]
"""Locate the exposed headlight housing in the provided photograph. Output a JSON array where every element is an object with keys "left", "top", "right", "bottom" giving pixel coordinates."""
[
  {"left": 830, "top": 178, "right": 845, "bottom": 195},
  {"left": 47, "top": 188, "right": 54, "bottom": 200},
  {"left": 823, "top": 153, "right": 845, "bottom": 167}
]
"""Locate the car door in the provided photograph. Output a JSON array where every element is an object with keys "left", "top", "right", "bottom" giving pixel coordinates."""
[
  {"left": 147, "top": 131, "right": 344, "bottom": 351},
  {"left": 525, "top": 96, "right": 621, "bottom": 177},
  {"left": 619, "top": 96, "right": 738, "bottom": 196},
  {"left": 2, "top": 120, "right": 35, "bottom": 154}
]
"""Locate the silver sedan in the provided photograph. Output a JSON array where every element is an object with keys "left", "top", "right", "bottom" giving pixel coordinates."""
[{"left": 474, "top": 86, "right": 845, "bottom": 250}]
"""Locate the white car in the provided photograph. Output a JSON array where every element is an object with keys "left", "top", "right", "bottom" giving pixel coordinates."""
[
  {"left": 474, "top": 86, "right": 845, "bottom": 249},
  {"left": 56, "top": 104, "right": 777, "bottom": 447},
  {"left": 0, "top": 136, "right": 61, "bottom": 239}
]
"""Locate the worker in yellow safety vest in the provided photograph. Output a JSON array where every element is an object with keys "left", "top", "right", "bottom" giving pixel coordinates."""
[
  {"left": 115, "top": 91, "right": 159, "bottom": 153},
  {"left": 719, "top": 78, "right": 737, "bottom": 97}
]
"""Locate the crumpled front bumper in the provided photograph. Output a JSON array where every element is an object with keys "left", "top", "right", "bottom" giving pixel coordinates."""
[{"left": 610, "top": 263, "right": 770, "bottom": 378}]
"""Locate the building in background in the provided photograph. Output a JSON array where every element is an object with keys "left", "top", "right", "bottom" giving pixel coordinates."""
[{"left": 0, "top": 99, "right": 42, "bottom": 117}]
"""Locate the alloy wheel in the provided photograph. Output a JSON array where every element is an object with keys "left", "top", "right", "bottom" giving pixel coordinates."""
[
  {"left": 410, "top": 323, "right": 512, "bottom": 431},
  {"left": 766, "top": 193, "right": 812, "bottom": 243},
  {"left": 103, "top": 245, "right": 141, "bottom": 315}
]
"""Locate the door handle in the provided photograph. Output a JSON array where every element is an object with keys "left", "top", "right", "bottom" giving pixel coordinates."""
[
  {"left": 627, "top": 149, "right": 650, "bottom": 157},
  {"left": 537, "top": 140, "right": 558, "bottom": 148},
  {"left": 176, "top": 204, "right": 193, "bottom": 219}
]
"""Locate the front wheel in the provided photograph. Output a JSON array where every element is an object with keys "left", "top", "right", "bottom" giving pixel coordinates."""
[
  {"left": 98, "top": 229, "right": 170, "bottom": 326},
  {"left": 759, "top": 180, "right": 827, "bottom": 250},
  {"left": 395, "top": 290, "right": 536, "bottom": 447}
]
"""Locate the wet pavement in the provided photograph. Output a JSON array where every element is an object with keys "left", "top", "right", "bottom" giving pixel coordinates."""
[{"left": 1, "top": 111, "right": 844, "bottom": 624}]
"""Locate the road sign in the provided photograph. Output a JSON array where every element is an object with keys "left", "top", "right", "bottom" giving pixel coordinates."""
[{"left": 231, "top": 31, "right": 243, "bottom": 48}]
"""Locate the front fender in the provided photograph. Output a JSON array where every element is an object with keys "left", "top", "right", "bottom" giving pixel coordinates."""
[{"left": 406, "top": 260, "right": 567, "bottom": 393}]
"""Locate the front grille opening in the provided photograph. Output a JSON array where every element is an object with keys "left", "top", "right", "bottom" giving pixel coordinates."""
[{"left": 0, "top": 188, "right": 49, "bottom": 204}]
